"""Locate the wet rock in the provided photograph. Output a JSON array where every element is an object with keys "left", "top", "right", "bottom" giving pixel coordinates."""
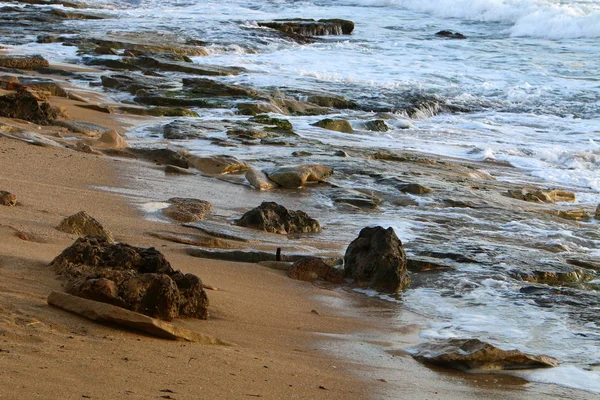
[
  {"left": 128, "top": 148, "right": 189, "bottom": 168},
  {"left": 596, "top": 204, "right": 600, "bottom": 220},
  {"left": 19, "top": 78, "right": 68, "bottom": 97},
  {"left": 47, "top": 291, "right": 224, "bottom": 344},
  {"left": 258, "top": 19, "right": 354, "bottom": 36},
  {"left": 0, "top": 89, "right": 57, "bottom": 125},
  {"left": 506, "top": 189, "right": 576, "bottom": 203},
  {"left": 162, "top": 197, "right": 213, "bottom": 223},
  {"left": 249, "top": 114, "right": 293, "bottom": 132},
  {"left": 117, "top": 106, "right": 199, "bottom": 118},
  {"left": 333, "top": 197, "right": 380, "bottom": 210},
  {"left": 55, "top": 121, "right": 110, "bottom": 137},
  {"left": 548, "top": 209, "right": 590, "bottom": 221},
  {"left": 163, "top": 120, "right": 207, "bottom": 140},
  {"left": 101, "top": 74, "right": 176, "bottom": 94},
  {"left": 511, "top": 268, "right": 595, "bottom": 284},
  {"left": 130, "top": 56, "right": 245, "bottom": 76},
  {"left": 56, "top": 211, "right": 114, "bottom": 242},
  {"left": 0, "top": 190, "right": 17, "bottom": 206},
  {"left": 406, "top": 257, "right": 455, "bottom": 272},
  {"left": 245, "top": 168, "right": 278, "bottom": 190},
  {"left": 165, "top": 165, "right": 196, "bottom": 175},
  {"left": 288, "top": 257, "right": 345, "bottom": 284},
  {"left": 412, "top": 339, "right": 558, "bottom": 370},
  {"left": 312, "top": 118, "right": 353, "bottom": 133},
  {"left": 364, "top": 119, "right": 389, "bottom": 132},
  {"left": 305, "top": 94, "right": 358, "bottom": 109},
  {"left": 398, "top": 183, "right": 432, "bottom": 195},
  {"left": 182, "top": 78, "right": 258, "bottom": 97},
  {"left": 292, "top": 151, "right": 312, "bottom": 157},
  {"left": 186, "top": 154, "right": 250, "bottom": 174},
  {"left": 133, "top": 93, "right": 210, "bottom": 108},
  {"left": 344, "top": 226, "right": 410, "bottom": 293},
  {"left": 235, "top": 201, "right": 321, "bottom": 235},
  {"left": 49, "top": 236, "right": 209, "bottom": 321},
  {"left": 226, "top": 129, "right": 269, "bottom": 140},
  {"left": 236, "top": 102, "right": 284, "bottom": 116},
  {"left": 187, "top": 248, "right": 342, "bottom": 266},
  {"left": 334, "top": 150, "right": 349, "bottom": 157},
  {"left": 0, "top": 55, "right": 49, "bottom": 70},
  {"left": 265, "top": 164, "right": 333, "bottom": 188},
  {"left": 435, "top": 30, "right": 467, "bottom": 39}
]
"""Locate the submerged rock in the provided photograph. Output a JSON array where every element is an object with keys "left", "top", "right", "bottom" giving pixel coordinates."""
[
  {"left": 398, "top": 183, "right": 432, "bottom": 195},
  {"left": 548, "top": 209, "right": 591, "bottom": 221},
  {"left": 235, "top": 201, "right": 321, "bottom": 235},
  {"left": 344, "top": 226, "right": 410, "bottom": 293},
  {"left": 265, "top": 164, "right": 333, "bottom": 188},
  {"left": 506, "top": 189, "right": 576, "bottom": 203},
  {"left": 364, "top": 119, "right": 389, "bottom": 132},
  {"left": 0, "top": 89, "right": 57, "bottom": 125},
  {"left": 412, "top": 339, "right": 559, "bottom": 370},
  {"left": 182, "top": 77, "right": 257, "bottom": 97},
  {"left": 435, "top": 30, "right": 467, "bottom": 39},
  {"left": 56, "top": 211, "right": 114, "bottom": 242},
  {"left": 288, "top": 257, "right": 345, "bottom": 284},
  {"left": 258, "top": 19, "right": 354, "bottom": 36},
  {"left": 312, "top": 118, "right": 353, "bottom": 133},
  {"left": 249, "top": 114, "right": 293, "bottom": 132},
  {"left": 162, "top": 120, "right": 207, "bottom": 140},
  {"left": 49, "top": 236, "right": 209, "bottom": 321},
  {"left": 0, "top": 190, "right": 17, "bottom": 206},
  {"left": 162, "top": 197, "right": 213, "bottom": 223},
  {"left": 0, "top": 55, "right": 49, "bottom": 69}
]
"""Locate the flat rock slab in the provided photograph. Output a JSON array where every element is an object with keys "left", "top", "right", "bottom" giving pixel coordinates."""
[
  {"left": 48, "top": 292, "right": 231, "bottom": 345},
  {"left": 187, "top": 248, "right": 342, "bottom": 266},
  {"left": 184, "top": 220, "right": 287, "bottom": 243},
  {"left": 412, "top": 339, "right": 559, "bottom": 371}
]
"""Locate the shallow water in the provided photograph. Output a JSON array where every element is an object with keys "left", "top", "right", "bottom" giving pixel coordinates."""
[{"left": 2, "top": 0, "right": 600, "bottom": 394}]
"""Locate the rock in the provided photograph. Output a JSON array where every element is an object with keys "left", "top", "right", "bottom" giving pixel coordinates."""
[
  {"left": 56, "top": 211, "right": 114, "bottom": 242},
  {"left": 548, "top": 209, "right": 590, "bottom": 221},
  {"left": 249, "top": 114, "right": 293, "bottom": 132},
  {"left": 305, "top": 94, "right": 358, "bottom": 109},
  {"left": 19, "top": 78, "right": 68, "bottom": 97},
  {"left": 162, "top": 197, "right": 213, "bottom": 223},
  {"left": 334, "top": 150, "right": 349, "bottom": 157},
  {"left": 226, "top": 129, "right": 269, "bottom": 140},
  {"left": 128, "top": 148, "right": 189, "bottom": 168},
  {"left": 117, "top": 106, "right": 199, "bottom": 118},
  {"left": 258, "top": 19, "right": 354, "bottom": 36},
  {"left": 182, "top": 78, "right": 257, "bottom": 97},
  {"left": 344, "top": 226, "right": 410, "bottom": 293},
  {"left": 101, "top": 74, "right": 176, "bottom": 94},
  {"left": 596, "top": 204, "right": 600, "bottom": 220},
  {"left": 54, "top": 121, "right": 109, "bottom": 137},
  {"left": 0, "top": 89, "right": 57, "bottom": 125},
  {"left": 0, "top": 190, "right": 17, "bottom": 206},
  {"left": 187, "top": 248, "right": 341, "bottom": 265},
  {"left": 0, "top": 55, "right": 49, "bottom": 70},
  {"left": 235, "top": 202, "right": 321, "bottom": 235},
  {"left": 47, "top": 291, "right": 226, "bottom": 344},
  {"left": 312, "top": 118, "right": 353, "bottom": 133},
  {"left": 406, "top": 257, "right": 455, "bottom": 272},
  {"left": 165, "top": 165, "right": 195, "bottom": 175},
  {"left": 334, "top": 197, "right": 379, "bottom": 210},
  {"left": 94, "top": 130, "right": 129, "bottom": 149},
  {"left": 265, "top": 164, "right": 333, "bottom": 188},
  {"left": 245, "top": 168, "right": 278, "bottom": 190},
  {"left": 133, "top": 94, "right": 210, "bottom": 108},
  {"left": 511, "top": 268, "right": 594, "bottom": 284},
  {"left": 186, "top": 154, "right": 250, "bottom": 174},
  {"left": 130, "top": 56, "right": 245, "bottom": 76},
  {"left": 364, "top": 120, "right": 389, "bottom": 132},
  {"left": 398, "top": 183, "right": 432, "bottom": 195},
  {"left": 435, "top": 30, "right": 467, "bottom": 39},
  {"left": 236, "top": 102, "right": 285, "bottom": 116},
  {"left": 162, "top": 120, "right": 207, "bottom": 140},
  {"left": 506, "top": 189, "right": 576, "bottom": 203},
  {"left": 49, "top": 236, "right": 209, "bottom": 321},
  {"left": 412, "top": 339, "right": 558, "bottom": 370},
  {"left": 147, "top": 231, "right": 234, "bottom": 249},
  {"left": 288, "top": 257, "right": 345, "bottom": 284}
]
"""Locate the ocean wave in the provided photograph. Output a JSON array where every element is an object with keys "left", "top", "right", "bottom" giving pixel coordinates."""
[{"left": 352, "top": 0, "right": 600, "bottom": 39}]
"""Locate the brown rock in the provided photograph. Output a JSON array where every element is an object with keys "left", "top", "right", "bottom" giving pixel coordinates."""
[
  {"left": 0, "top": 89, "right": 57, "bottom": 125},
  {"left": 265, "top": 164, "right": 333, "bottom": 188},
  {"left": 245, "top": 168, "right": 278, "bottom": 190},
  {"left": 0, "top": 190, "right": 17, "bottom": 206},
  {"left": 236, "top": 202, "right": 321, "bottom": 235},
  {"left": 398, "top": 183, "right": 432, "bottom": 195},
  {"left": 56, "top": 211, "right": 114, "bottom": 242},
  {"left": 412, "top": 339, "right": 559, "bottom": 370},
  {"left": 288, "top": 257, "right": 345, "bottom": 284},
  {"left": 312, "top": 118, "right": 353, "bottom": 133},
  {"left": 47, "top": 291, "right": 226, "bottom": 344},
  {"left": 344, "top": 226, "right": 410, "bottom": 293},
  {"left": 507, "top": 189, "right": 576, "bottom": 203},
  {"left": 186, "top": 154, "right": 250, "bottom": 174},
  {"left": 162, "top": 198, "right": 213, "bottom": 222},
  {"left": 596, "top": 204, "right": 600, "bottom": 220},
  {"left": 0, "top": 55, "right": 49, "bottom": 70}
]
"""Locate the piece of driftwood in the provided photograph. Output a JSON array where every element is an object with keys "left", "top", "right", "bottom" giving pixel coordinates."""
[{"left": 47, "top": 291, "right": 231, "bottom": 345}]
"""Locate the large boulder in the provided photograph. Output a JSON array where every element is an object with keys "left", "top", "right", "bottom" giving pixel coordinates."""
[
  {"left": 235, "top": 202, "right": 321, "bottom": 235},
  {"left": 265, "top": 164, "right": 333, "bottom": 188},
  {"left": 0, "top": 190, "right": 17, "bottom": 206},
  {"left": 344, "top": 226, "right": 410, "bottom": 293},
  {"left": 288, "top": 257, "right": 345, "bottom": 284},
  {"left": 56, "top": 211, "right": 114, "bottom": 242},
  {"left": 0, "top": 89, "right": 57, "bottom": 125},
  {"left": 412, "top": 339, "right": 559, "bottom": 370},
  {"left": 162, "top": 197, "right": 213, "bottom": 222},
  {"left": 49, "top": 236, "right": 209, "bottom": 321}
]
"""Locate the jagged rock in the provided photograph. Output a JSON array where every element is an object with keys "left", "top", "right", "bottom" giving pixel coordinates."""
[
  {"left": 226, "top": 129, "right": 268, "bottom": 140},
  {"left": 117, "top": 106, "right": 199, "bottom": 117},
  {"left": 186, "top": 154, "right": 250, "bottom": 174},
  {"left": 162, "top": 197, "right": 212, "bottom": 223},
  {"left": 128, "top": 148, "right": 189, "bottom": 168},
  {"left": 288, "top": 257, "right": 345, "bottom": 284},
  {"left": 506, "top": 189, "right": 576, "bottom": 203},
  {"left": 101, "top": 74, "right": 175, "bottom": 94},
  {"left": 398, "top": 183, "right": 432, "bottom": 195},
  {"left": 19, "top": 78, "right": 68, "bottom": 97},
  {"left": 258, "top": 19, "right": 354, "bottom": 36},
  {"left": 511, "top": 268, "right": 595, "bottom": 284},
  {"left": 265, "top": 164, "right": 333, "bottom": 188},
  {"left": 334, "top": 197, "right": 379, "bottom": 209},
  {"left": 129, "top": 56, "right": 245, "bottom": 76},
  {"left": 435, "top": 30, "right": 467, "bottom": 39},
  {"left": 182, "top": 78, "right": 257, "bottom": 97},
  {"left": 245, "top": 168, "right": 278, "bottom": 190},
  {"left": 249, "top": 114, "right": 293, "bottom": 131},
  {"left": 412, "top": 339, "right": 558, "bottom": 370},
  {"left": 548, "top": 209, "right": 590, "bottom": 221},
  {"left": 236, "top": 102, "right": 284, "bottom": 116},
  {"left": 47, "top": 292, "right": 225, "bottom": 344},
  {"left": 0, "top": 55, "right": 49, "bottom": 70},
  {"left": 54, "top": 121, "right": 109, "bottom": 137},
  {"left": 235, "top": 201, "right": 321, "bottom": 235},
  {"left": 0, "top": 89, "right": 57, "bottom": 125},
  {"left": 344, "top": 226, "right": 410, "bottom": 293},
  {"left": 92, "top": 130, "right": 129, "bottom": 149},
  {"left": 56, "top": 211, "right": 114, "bottom": 242},
  {"left": 0, "top": 190, "right": 17, "bottom": 206},
  {"left": 312, "top": 118, "right": 353, "bottom": 133},
  {"left": 49, "top": 236, "right": 209, "bottom": 321},
  {"left": 596, "top": 204, "right": 600, "bottom": 220},
  {"left": 364, "top": 120, "right": 389, "bottom": 132},
  {"left": 163, "top": 120, "right": 207, "bottom": 140},
  {"left": 305, "top": 94, "right": 358, "bottom": 109}
]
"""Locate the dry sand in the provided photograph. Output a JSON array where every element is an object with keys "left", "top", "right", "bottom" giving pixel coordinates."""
[{"left": 0, "top": 73, "right": 591, "bottom": 400}]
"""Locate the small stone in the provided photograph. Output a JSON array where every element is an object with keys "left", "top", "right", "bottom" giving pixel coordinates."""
[
  {"left": 0, "top": 190, "right": 17, "bottom": 206},
  {"left": 162, "top": 198, "right": 212, "bottom": 222},
  {"left": 56, "top": 211, "right": 114, "bottom": 242}
]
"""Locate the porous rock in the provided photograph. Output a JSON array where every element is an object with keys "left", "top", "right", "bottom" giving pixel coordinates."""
[
  {"left": 56, "top": 211, "right": 114, "bottom": 242},
  {"left": 49, "top": 236, "right": 209, "bottom": 321},
  {"left": 0, "top": 55, "right": 49, "bottom": 70},
  {"left": 288, "top": 257, "right": 345, "bottom": 284},
  {"left": 0, "top": 89, "right": 57, "bottom": 125},
  {"left": 344, "top": 226, "right": 410, "bottom": 293},
  {"left": 412, "top": 339, "right": 559, "bottom": 370},
  {"left": 162, "top": 197, "right": 213, "bottom": 222},
  {"left": 0, "top": 190, "right": 17, "bottom": 206},
  {"left": 235, "top": 201, "right": 321, "bottom": 235}
]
